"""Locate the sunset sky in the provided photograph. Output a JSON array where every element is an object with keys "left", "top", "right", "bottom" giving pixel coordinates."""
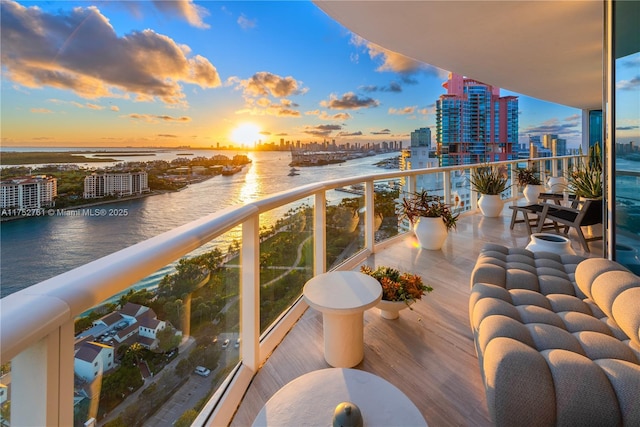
[{"left": 1, "top": 1, "right": 635, "bottom": 149}]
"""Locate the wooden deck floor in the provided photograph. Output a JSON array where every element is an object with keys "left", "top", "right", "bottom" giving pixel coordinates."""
[{"left": 230, "top": 202, "right": 603, "bottom": 427}]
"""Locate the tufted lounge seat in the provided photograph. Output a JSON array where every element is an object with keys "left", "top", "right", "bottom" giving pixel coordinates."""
[{"left": 469, "top": 243, "right": 640, "bottom": 426}]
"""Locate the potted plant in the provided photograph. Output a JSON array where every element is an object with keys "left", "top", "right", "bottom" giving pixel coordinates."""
[
  {"left": 515, "top": 166, "right": 543, "bottom": 203},
  {"left": 399, "top": 190, "right": 458, "bottom": 250},
  {"left": 469, "top": 165, "right": 511, "bottom": 217},
  {"left": 567, "top": 142, "right": 603, "bottom": 200},
  {"left": 360, "top": 265, "right": 433, "bottom": 319}
]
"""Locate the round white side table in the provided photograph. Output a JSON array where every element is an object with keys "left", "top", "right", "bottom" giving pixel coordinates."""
[
  {"left": 303, "top": 271, "right": 382, "bottom": 368},
  {"left": 252, "top": 368, "right": 427, "bottom": 427}
]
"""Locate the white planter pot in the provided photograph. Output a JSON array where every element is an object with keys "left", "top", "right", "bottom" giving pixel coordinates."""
[
  {"left": 523, "top": 184, "right": 543, "bottom": 204},
  {"left": 377, "top": 299, "right": 414, "bottom": 320},
  {"left": 413, "top": 216, "right": 448, "bottom": 250},
  {"left": 547, "top": 176, "right": 568, "bottom": 193},
  {"left": 525, "top": 233, "right": 576, "bottom": 255},
  {"left": 478, "top": 194, "right": 504, "bottom": 217}
]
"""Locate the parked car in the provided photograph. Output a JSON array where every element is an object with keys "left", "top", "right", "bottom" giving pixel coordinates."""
[
  {"left": 222, "top": 338, "right": 230, "bottom": 349},
  {"left": 194, "top": 366, "right": 211, "bottom": 377},
  {"left": 234, "top": 338, "right": 241, "bottom": 348}
]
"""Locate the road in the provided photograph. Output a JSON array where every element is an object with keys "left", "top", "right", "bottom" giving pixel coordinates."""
[
  {"left": 143, "top": 332, "right": 240, "bottom": 426},
  {"left": 98, "top": 336, "right": 196, "bottom": 426}
]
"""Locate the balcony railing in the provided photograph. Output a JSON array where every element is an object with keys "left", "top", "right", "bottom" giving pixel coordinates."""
[{"left": 0, "top": 155, "right": 582, "bottom": 427}]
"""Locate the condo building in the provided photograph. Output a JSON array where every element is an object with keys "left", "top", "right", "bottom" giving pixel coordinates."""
[
  {"left": 0, "top": 176, "right": 57, "bottom": 209},
  {"left": 436, "top": 73, "right": 519, "bottom": 166},
  {"left": 83, "top": 172, "right": 150, "bottom": 199},
  {"left": 401, "top": 128, "right": 439, "bottom": 193}
]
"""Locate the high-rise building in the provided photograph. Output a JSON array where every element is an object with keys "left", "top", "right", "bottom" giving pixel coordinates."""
[
  {"left": 401, "top": 127, "right": 439, "bottom": 197},
  {"left": 436, "top": 73, "right": 518, "bottom": 166},
  {"left": 541, "top": 134, "right": 567, "bottom": 156},
  {"left": 410, "top": 127, "right": 431, "bottom": 148},
  {"left": 0, "top": 175, "right": 57, "bottom": 209},
  {"left": 84, "top": 172, "right": 149, "bottom": 199}
]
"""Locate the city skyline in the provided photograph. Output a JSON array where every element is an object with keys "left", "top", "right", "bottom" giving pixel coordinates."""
[{"left": 0, "top": 1, "right": 628, "bottom": 149}]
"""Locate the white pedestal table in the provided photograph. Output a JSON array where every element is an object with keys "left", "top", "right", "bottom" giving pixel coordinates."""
[
  {"left": 252, "top": 368, "right": 428, "bottom": 426},
  {"left": 303, "top": 271, "right": 381, "bottom": 368}
]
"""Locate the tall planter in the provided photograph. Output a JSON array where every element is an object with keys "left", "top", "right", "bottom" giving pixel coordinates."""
[
  {"left": 547, "top": 176, "right": 567, "bottom": 193},
  {"left": 413, "top": 216, "right": 448, "bottom": 250},
  {"left": 478, "top": 194, "right": 503, "bottom": 217},
  {"left": 523, "top": 184, "right": 543, "bottom": 204}
]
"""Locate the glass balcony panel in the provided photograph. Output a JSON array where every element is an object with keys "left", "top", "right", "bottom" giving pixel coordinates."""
[
  {"left": 373, "top": 178, "right": 401, "bottom": 244},
  {"left": 326, "top": 184, "right": 365, "bottom": 269},
  {"left": 258, "top": 199, "right": 314, "bottom": 333},
  {"left": 71, "top": 229, "right": 241, "bottom": 426}
]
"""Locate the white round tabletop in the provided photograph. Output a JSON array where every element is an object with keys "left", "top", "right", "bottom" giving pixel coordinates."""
[
  {"left": 303, "top": 271, "right": 382, "bottom": 315},
  {"left": 252, "top": 368, "right": 427, "bottom": 427}
]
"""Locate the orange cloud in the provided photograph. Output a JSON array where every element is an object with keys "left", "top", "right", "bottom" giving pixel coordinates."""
[
  {"left": 239, "top": 72, "right": 303, "bottom": 98},
  {"left": 306, "top": 110, "right": 352, "bottom": 121},
  {"left": 1, "top": 1, "right": 220, "bottom": 106},
  {"left": 152, "top": 0, "right": 210, "bottom": 29},
  {"left": 126, "top": 114, "right": 191, "bottom": 123},
  {"left": 388, "top": 106, "right": 416, "bottom": 115}
]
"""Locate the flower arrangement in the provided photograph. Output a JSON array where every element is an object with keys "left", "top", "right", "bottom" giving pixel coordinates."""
[
  {"left": 469, "top": 164, "right": 511, "bottom": 195},
  {"left": 399, "top": 190, "right": 458, "bottom": 230},
  {"left": 360, "top": 265, "right": 432, "bottom": 305}
]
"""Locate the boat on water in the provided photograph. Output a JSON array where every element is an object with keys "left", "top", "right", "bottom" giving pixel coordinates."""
[
  {"left": 221, "top": 165, "right": 242, "bottom": 176},
  {"left": 288, "top": 167, "right": 300, "bottom": 176}
]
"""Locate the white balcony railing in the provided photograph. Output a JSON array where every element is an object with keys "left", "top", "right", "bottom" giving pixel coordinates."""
[{"left": 0, "top": 155, "right": 582, "bottom": 427}]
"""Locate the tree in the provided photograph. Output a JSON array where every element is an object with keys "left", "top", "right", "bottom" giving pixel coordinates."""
[
  {"left": 118, "top": 290, "right": 134, "bottom": 308},
  {"left": 123, "top": 343, "right": 144, "bottom": 366},
  {"left": 155, "top": 325, "right": 181, "bottom": 353},
  {"left": 1, "top": 400, "right": 10, "bottom": 425},
  {"left": 174, "top": 359, "right": 190, "bottom": 378},
  {"left": 116, "top": 344, "right": 129, "bottom": 361},
  {"left": 196, "top": 248, "right": 224, "bottom": 273}
]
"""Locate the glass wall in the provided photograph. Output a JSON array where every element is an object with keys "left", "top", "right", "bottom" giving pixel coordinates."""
[
  {"left": 589, "top": 110, "right": 603, "bottom": 148},
  {"left": 259, "top": 200, "right": 314, "bottom": 332},
  {"left": 68, "top": 233, "right": 241, "bottom": 426},
  {"left": 611, "top": 1, "right": 640, "bottom": 271}
]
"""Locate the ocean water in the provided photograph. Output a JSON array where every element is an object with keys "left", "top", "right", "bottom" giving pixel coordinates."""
[{"left": 0, "top": 150, "right": 397, "bottom": 297}]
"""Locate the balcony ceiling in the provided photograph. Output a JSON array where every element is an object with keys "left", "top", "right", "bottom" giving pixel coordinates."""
[{"left": 314, "top": 1, "right": 604, "bottom": 111}]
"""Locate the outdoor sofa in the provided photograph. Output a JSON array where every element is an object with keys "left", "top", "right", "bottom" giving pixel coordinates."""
[{"left": 469, "top": 243, "right": 640, "bottom": 426}]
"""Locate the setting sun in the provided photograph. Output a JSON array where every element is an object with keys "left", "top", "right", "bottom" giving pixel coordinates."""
[{"left": 231, "top": 123, "right": 262, "bottom": 146}]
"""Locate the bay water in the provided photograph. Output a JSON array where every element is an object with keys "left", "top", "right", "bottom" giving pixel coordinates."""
[{"left": 0, "top": 150, "right": 398, "bottom": 297}]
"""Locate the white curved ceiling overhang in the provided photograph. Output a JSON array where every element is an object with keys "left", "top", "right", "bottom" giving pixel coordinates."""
[{"left": 314, "top": 1, "right": 604, "bottom": 111}]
